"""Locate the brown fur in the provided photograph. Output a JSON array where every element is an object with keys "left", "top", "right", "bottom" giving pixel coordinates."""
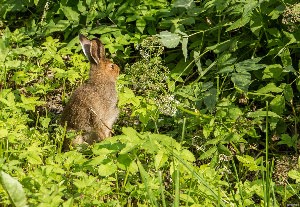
[{"left": 61, "top": 34, "right": 119, "bottom": 148}]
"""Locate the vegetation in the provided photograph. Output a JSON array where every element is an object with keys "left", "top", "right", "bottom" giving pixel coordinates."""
[{"left": 0, "top": 0, "right": 300, "bottom": 206}]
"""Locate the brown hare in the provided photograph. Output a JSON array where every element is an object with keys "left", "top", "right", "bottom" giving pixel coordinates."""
[{"left": 61, "top": 34, "right": 119, "bottom": 147}]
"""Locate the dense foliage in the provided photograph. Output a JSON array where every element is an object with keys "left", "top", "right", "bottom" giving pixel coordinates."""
[{"left": 0, "top": 0, "right": 300, "bottom": 206}]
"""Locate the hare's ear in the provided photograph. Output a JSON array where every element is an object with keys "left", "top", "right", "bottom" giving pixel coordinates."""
[
  {"left": 90, "top": 39, "right": 106, "bottom": 65},
  {"left": 79, "top": 34, "right": 93, "bottom": 62}
]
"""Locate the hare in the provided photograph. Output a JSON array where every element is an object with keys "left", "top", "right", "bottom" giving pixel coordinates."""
[{"left": 61, "top": 34, "right": 120, "bottom": 147}]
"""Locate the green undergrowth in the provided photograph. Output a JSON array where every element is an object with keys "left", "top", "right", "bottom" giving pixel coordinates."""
[{"left": 1, "top": 0, "right": 300, "bottom": 206}]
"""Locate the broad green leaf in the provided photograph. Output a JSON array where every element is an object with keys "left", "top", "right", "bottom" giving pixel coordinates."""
[
  {"left": 0, "top": 129, "right": 8, "bottom": 138},
  {"left": 117, "top": 154, "right": 133, "bottom": 170},
  {"left": 158, "top": 31, "right": 180, "bottom": 48},
  {"left": 288, "top": 170, "right": 300, "bottom": 183},
  {"left": 217, "top": 144, "right": 231, "bottom": 156},
  {"left": 45, "top": 20, "right": 70, "bottom": 34},
  {"left": 63, "top": 197, "right": 74, "bottom": 207},
  {"left": 270, "top": 95, "right": 285, "bottom": 115},
  {"left": 262, "top": 64, "right": 283, "bottom": 80},
  {"left": 204, "top": 88, "right": 217, "bottom": 111},
  {"left": 268, "top": 5, "right": 285, "bottom": 19},
  {"left": 247, "top": 111, "right": 281, "bottom": 118},
  {"left": 231, "top": 72, "right": 251, "bottom": 92},
  {"left": 278, "top": 134, "right": 297, "bottom": 149},
  {"left": 180, "top": 149, "right": 195, "bottom": 162},
  {"left": 283, "top": 84, "right": 293, "bottom": 102},
  {"left": 280, "top": 47, "right": 293, "bottom": 68},
  {"left": 226, "top": 15, "right": 251, "bottom": 32},
  {"left": 199, "top": 146, "right": 217, "bottom": 160},
  {"left": 173, "top": 0, "right": 195, "bottom": 9},
  {"left": 98, "top": 161, "right": 117, "bottom": 176},
  {"left": 256, "top": 83, "right": 283, "bottom": 94},
  {"left": 250, "top": 11, "right": 263, "bottom": 36},
  {"left": 235, "top": 58, "right": 265, "bottom": 72},
  {"left": 136, "top": 18, "right": 146, "bottom": 33},
  {"left": 60, "top": 5, "right": 79, "bottom": 23},
  {"left": 154, "top": 150, "right": 168, "bottom": 170},
  {"left": 236, "top": 155, "right": 261, "bottom": 171},
  {"left": 0, "top": 171, "right": 28, "bottom": 207}
]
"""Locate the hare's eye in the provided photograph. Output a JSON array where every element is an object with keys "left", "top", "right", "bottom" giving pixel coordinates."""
[{"left": 110, "top": 64, "right": 115, "bottom": 70}]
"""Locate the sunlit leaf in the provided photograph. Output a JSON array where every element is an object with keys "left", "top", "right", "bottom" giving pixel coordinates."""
[
  {"left": 0, "top": 171, "right": 28, "bottom": 207},
  {"left": 158, "top": 31, "right": 180, "bottom": 48}
]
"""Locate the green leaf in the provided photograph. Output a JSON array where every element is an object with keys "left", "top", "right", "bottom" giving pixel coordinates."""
[
  {"left": 280, "top": 47, "right": 293, "bottom": 68},
  {"left": 247, "top": 111, "right": 281, "bottom": 118},
  {"left": 288, "top": 170, "right": 300, "bottom": 183},
  {"left": 98, "top": 161, "right": 117, "bottom": 176},
  {"left": 231, "top": 72, "right": 251, "bottom": 92},
  {"left": 182, "top": 37, "right": 188, "bottom": 61},
  {"left": 158, "top": 31, "right": 180, "bottom": 48},
  {"left": 235, "top": 58, "right": 265, "bottom": 72},
  {"left": 199, "top": 146, "right": 217, "bottom": 160},
  {"left": 250, "top": 11, "right": 263, "bottom": 36},
  {"left": 236, "top": 155, "right": 261, "bottom": 171},
  {"left": 0, "top": 171, "right": 28, "bottom": 207},
  {"left": 136, "top": 18, "right": 146, "bottom": 33},
  {"left": 218, "top": 144, "right": 231, "bottom": 156},
  {"left": 204, "top": 88, "right": 217, "bottom": 111},
  {"left": 262, "top": 64, "right": 283, "bottom": 80},
  {"left": 60, "top": 5, "right": 79, "bottom": 23},
  {"left": 226, "top": 15, "right": 251, "bottom": 32},
  {"left": 63, "top": 197, "right": 74, "bottom": 207},
  {"left": 268, "top": 5, "right": 285, "bottom": 19},
  {"left": 180, "top": 149, "right": 195, "bottom": 162},
  {"left": 270, "top": 95, "right": 285, "bottom": 115},
  {"left": 0, "top": 129, "right": 8, "bottom": 138},
  {"left": 154, "top": 151, "right": 168, "bottom": 170},
  {"left": 173, "top": 0, "right": 195, "bottom": 9},
  {"left": 283, "top": 84, "right": 293, "bottom": 102},
  {"left": 278, "top": 134, "right": 297, "bottom": 149},
  {"left": 193, "top": 51, "right": 202, "bottom": 72},
  {"left": 45, "top": 20, "right": 70, "bottom": 35},
  {"left": 256, "top": 83, "right": 283, "bottom": 94}
]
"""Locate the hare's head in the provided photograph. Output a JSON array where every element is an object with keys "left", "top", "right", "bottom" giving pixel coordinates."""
[{"left": 79, "top": 34, "right": 120, "bottom": 82}]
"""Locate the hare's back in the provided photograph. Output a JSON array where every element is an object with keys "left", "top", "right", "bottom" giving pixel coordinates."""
[{"left": 61, "top": 85, "right": 100, "bottom": 129}]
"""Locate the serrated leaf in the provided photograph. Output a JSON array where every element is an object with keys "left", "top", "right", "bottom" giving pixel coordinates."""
[
  {"left": 199, "top": 146, "right": 217, "bottom": 160},
  {"left": 278, "top": 134, "right": 297, "bottom": 149},
  {"left": 0, "top": 171, "right": 28, "bottom": 207},
  {"left": 158, "top": 31, "right": 180, "bottom": 48},
  {"left": 236, "top": 155, "right": 261, "bottom": 171},
  {"left": 180, "top": 149, "right": 195, "bottom": 162}
]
